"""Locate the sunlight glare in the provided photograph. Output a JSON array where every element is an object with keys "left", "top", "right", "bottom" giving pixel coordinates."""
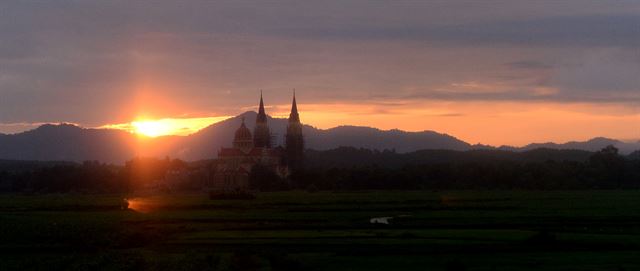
[
  {"left": 101, "top": 116, "right": 231, "bottom": 137},
  {"left": 132, "top": 120, "right": 173, "bottom": 137}
]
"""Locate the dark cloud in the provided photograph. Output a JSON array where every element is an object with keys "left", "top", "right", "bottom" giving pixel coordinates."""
[
  {"left": 0, "top": 1, "right": 639, "bottom": 129},
  {"left": 276, "top": 14, "right": 640, "bottom": 48},
  {"left": 403, "top": 88, "right": 640, "bottom": 104},
  {"left": 552, "top": 50, "right": 640, "bottom": 94}
]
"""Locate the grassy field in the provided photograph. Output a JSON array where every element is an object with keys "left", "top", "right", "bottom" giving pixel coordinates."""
[{"left": 2, "top": 190, "right": 640, "bottom": 270}]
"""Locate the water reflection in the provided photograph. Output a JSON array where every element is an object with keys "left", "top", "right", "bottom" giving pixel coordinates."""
[{"left": 124, "top": 197, "right": 158, "bottom": 213}]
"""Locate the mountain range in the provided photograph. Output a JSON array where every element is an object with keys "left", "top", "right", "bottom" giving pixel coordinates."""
[{"left": 0, "top": 111, "right": 638, "bottom": 163}]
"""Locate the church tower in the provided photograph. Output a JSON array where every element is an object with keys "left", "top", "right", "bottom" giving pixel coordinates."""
[
  {"left": 285, "top": 90, "right": 304, "bottom": 171},
  {"left": 253, "top": 91, "right": 272, "bottom": 148}
]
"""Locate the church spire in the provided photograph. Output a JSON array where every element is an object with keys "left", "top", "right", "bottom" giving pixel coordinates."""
[
  {"left": 257, "top": 90, "right": 267, "bottom": 123},
  {"left": 253, "top": 90, "right": 271, "bottom": 148},
  {"left": 289, "top": 89, "right": 300, "bottom": 122},
  {"left": 285, "top": 89, "right": 304, "bottom": 172}
]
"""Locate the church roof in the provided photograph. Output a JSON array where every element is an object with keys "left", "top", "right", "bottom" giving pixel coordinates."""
[{"left": 233, "top": 117, "right": 252, "bottom": 142}]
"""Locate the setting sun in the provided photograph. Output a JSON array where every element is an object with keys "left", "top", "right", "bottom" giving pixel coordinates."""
[
  {"left": 102, "top": 116, "right": 231, "bottom": 137},
  {"left": 132, "top": 120, "right": 173, "bottom": 137}
]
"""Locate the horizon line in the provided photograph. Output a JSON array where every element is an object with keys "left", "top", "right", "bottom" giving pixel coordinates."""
[{"left": 2, "top": 114, "right": 638, "bottom": 148}]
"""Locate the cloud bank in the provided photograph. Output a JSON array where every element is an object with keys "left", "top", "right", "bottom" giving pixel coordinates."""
[{"left": 0, "top": 1, "right": 638, "bottom": 144}]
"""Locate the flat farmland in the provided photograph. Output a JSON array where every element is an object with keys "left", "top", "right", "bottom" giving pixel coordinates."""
[{"left": 2, "top": 191, "right": 640, "bottom": 270}]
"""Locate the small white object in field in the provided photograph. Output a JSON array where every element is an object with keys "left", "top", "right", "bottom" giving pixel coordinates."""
[{"left": 370, "top": 217, "right": 393, "bottom": 224}]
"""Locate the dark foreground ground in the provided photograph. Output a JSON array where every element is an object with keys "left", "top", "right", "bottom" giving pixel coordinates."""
[{"left": 2, "top": 191, "right": 640, "bottom": 270}]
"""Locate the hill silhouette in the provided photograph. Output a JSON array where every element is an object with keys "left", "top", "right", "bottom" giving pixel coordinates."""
[
  {"left": 0, "top": 124, "right": 135, "bottom": 162},
  {"left": 0, "top": 123, "right": 183, "bottom": 163},
  {"left": 180, "top": 111, "right": 472, "bottom": 160},
  {"left": 499, "top": 137, "right": 637, "bottom": 153},
  {"left": 0, "top": 112, "right": 637, "bottom": 163}
]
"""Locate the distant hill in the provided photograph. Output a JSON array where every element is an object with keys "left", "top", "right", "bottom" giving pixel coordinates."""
[
  {"left": 116, "top": 111, "right": 472, "bottom": 161},
  {"left": 499, "top": 137, "right": 640, "bottom": 155},
  {"left": 0, "top": 123, "right": 183, "bottom": 164},
  {"left": 0, "top": 124, "right": 135, "bottom": 163},
  {"left": 306, "top": 126, "right": 471, "bottom": 152},
  {"left": 0, "top": 112, "right": 637, "bottom": 163}
]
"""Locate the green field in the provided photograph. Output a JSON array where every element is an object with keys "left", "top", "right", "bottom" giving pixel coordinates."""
[{"left": 2, "top": 191, "right": 640, "bottom": 270}]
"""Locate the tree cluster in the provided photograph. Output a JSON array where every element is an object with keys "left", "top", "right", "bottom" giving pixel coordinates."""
[
  {"left": 0, "top": 161, "right": 125, "bottom": 193},
  {"left": 0, "top": 157, "right": 199, "bottom": 193},
  {"left": 292, "top": 146, "right": 640, "bottom": 190}
]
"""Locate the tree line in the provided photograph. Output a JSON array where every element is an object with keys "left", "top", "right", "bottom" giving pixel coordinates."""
[
  {"left": 0, "top": 158, "right": 197, "bottom": 193},
  {"left": 291, "top": 146, "right": 639, "bottom": 190},
  {"left": 0, "top": 146, "right": 638, "bottom": 193}
]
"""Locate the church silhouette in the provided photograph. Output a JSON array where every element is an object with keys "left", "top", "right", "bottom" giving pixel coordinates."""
[{"left": 210, "top": 92, "right": 304, "bottom": 192}]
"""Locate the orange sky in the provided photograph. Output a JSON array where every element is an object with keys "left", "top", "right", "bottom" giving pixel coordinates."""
[
  {"left": 97, "top": 99, "right": 639, "bottom": 147},
  {"left": 298, "top": 101, "right": 639, "bottom": 146}
]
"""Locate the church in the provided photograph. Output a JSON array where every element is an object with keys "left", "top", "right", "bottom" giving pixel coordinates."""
[{"left": 210, "top": 92, "right": 304, "bottom": 192}]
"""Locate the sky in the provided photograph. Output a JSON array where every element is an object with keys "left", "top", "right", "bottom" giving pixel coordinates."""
[{"left": 0, "top": 1, "right": 639, "bottom": 145}]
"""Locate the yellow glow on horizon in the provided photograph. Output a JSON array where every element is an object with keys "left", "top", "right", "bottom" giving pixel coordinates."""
[
  {"left": 102, "top": 116, "right": 231, "bottom": 137},
  {"left": 96, "top": 100, "right": 638, "bottom": 145}
]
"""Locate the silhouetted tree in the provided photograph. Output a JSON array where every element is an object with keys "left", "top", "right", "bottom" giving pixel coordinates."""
[
  {"left": 249, "top": 164, "right": 286, "bottom": 191},
  {"left": 588, "top": 145, "right": 626, "bottom": 188}
]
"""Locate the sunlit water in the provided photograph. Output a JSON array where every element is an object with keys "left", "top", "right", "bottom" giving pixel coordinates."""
[{"left": 124, "top": 197, "right": 161, "bottom": 213}]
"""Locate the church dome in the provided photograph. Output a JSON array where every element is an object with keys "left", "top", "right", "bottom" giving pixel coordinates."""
[{"left": 234, "top": 118, "right": 252, "bottom": 142}]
